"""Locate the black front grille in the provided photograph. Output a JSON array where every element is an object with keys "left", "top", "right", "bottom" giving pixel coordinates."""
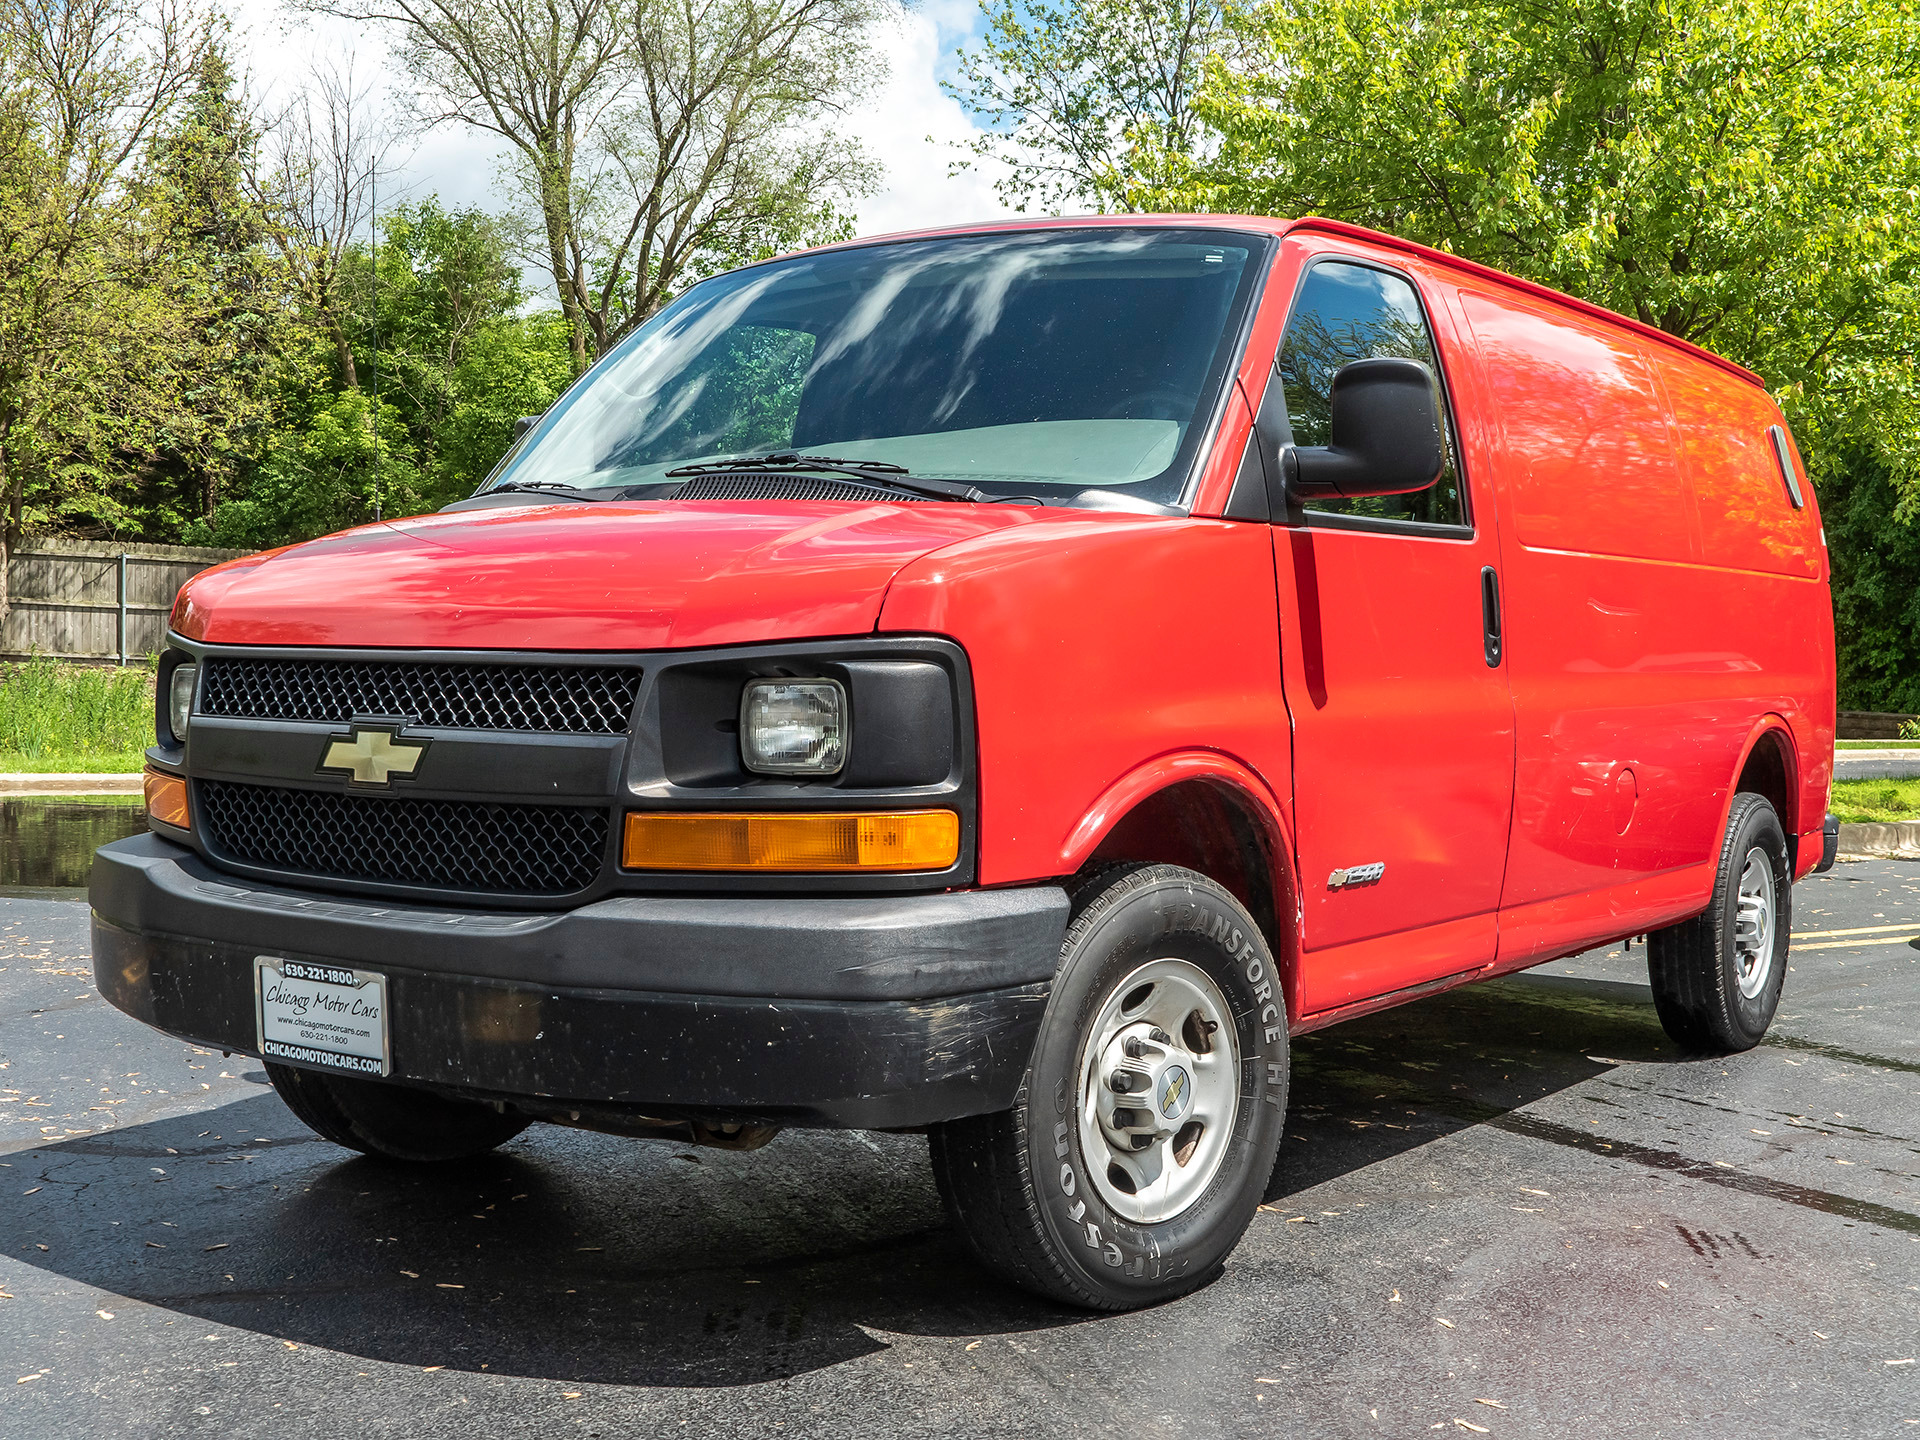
[
  {"left": 199, "top": 659, "right": 641, "bottom": 734},
  {"left": 671, "top": 475, "right": 928, "bottom": 503},
  {"left": 197, "top": 780, "right": 608, "bottom": 896}
]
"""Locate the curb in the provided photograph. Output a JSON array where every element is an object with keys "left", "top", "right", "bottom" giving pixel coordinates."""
[
  {"left": 0, "top": 772, "right": 143, "bottom": 797},
  {"left": 1836, "top": 821, "right": 1920, "bottom": 861}
]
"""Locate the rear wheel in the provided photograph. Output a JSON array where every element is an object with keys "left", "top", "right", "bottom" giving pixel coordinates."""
[
  {"left": 929, "top": 864, "right": 1289, "bottom": 1310},
  {"left": 1647, "top": 792, "right": 1790, "bottom": 1053},
  {"left": 266, "top": 1063, "right": 530, "bottom": 1162}
]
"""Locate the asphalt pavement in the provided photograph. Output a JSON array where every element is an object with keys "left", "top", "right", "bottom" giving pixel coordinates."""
[
  {"left": 2, "top": 864, "right": 1916, "bottom": 1439},
  {"left": 1834, "top": 749, "right": 1920, "bottom": 782}
]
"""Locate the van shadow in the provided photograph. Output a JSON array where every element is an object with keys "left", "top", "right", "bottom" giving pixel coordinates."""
[
  {"left": 1272, "top": 973, "right": 1675, "bottom": 1197},
  {"left": 4, "top": 972, "right": 1674, "bottom": 1388}
]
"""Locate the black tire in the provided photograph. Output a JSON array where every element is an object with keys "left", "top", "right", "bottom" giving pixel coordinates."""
[
  {"left": 266, "top": 1063, "right": 531, "bottom": 1162},
  {"left": 1647, "top": 792, "right": 1791, "bottom": 1053},
  {"left": 929, "top": 863, "right": 1289, "bottom": 1310}
]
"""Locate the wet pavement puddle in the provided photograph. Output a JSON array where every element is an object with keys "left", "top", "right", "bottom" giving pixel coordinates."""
[{"left": 0, "top": 795, "right": 144, "bottom": 893}]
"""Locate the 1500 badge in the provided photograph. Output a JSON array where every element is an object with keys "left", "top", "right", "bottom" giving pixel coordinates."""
[{"left": 1328, "top": 862, "right": 1386, "bottom": 890}]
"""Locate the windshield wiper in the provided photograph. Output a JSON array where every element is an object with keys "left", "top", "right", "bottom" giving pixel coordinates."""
[
  {"left": 664, "top": 452, "right": 989, "bottom": 503},
  {"left": 484, "top": 480, "right": 614, "bottom": 501}
]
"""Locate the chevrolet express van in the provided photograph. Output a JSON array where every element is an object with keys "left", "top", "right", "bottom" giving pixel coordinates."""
[{"left": 91, "top": 215, "right": 1837, "bottom": 1310}]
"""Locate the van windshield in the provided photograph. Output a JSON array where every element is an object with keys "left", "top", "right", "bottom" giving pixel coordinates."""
[{"left": 485, "top": 228, "right": 1266, "bottom": 510}]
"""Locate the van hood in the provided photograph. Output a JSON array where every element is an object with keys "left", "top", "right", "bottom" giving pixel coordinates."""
[{"left": 172, "top": 500, "right": 1039, "bottom": 651}]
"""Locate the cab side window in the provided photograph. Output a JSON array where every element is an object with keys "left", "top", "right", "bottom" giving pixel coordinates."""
[{"left": 1277, "top": 262, "right": 1464, "bottom": 527}]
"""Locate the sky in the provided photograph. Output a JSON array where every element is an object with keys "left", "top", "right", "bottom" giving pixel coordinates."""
[{"left": 222, "top": 0, "right": 1021, "bottom": 248}]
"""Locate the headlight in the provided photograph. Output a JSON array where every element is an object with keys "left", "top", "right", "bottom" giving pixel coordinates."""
[
  {"left": 740, "top": 679, "right": 845, "bottom": 775},
  {"left": 168, "top": 663, "right": 197, "bottom": 743}
]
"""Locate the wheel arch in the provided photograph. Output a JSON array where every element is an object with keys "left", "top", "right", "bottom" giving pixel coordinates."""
[
  {"left": 1059, "top": 754, "right": 1301, "bottom": 1018},
  {"left": 1726, "top": 718, "right": 1801, "bottom": 860}
]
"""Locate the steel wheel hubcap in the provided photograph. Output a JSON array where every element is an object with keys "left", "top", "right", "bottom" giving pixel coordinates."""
[
  {"left": 1733, "top": 846, "right": 1776, "bottom": 1000},
  {"left": 1076, "top": 958, "right": 1240, "bottom": 1225}
]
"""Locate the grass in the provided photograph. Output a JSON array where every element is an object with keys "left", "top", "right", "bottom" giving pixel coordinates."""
[
  {"left": 1836, "top": 739, "right": 1920, "bottom": 749},
  {"left": 1830, "top": 778, "right": 1920, "bottom": 825},
  {"left": 0, "top": 656, "right": 153, "bottom": 774}
]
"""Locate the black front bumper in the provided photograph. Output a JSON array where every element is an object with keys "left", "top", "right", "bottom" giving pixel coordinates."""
[{"left": 90, "top": 835, "right": 1068, "bottom": 1129}]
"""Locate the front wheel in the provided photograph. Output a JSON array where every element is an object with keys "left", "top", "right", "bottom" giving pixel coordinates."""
[
  {"left": 930, "top": 864, "right": 1289, "bottom": 1309},
  {"left": 1647, "top": 792, "right": 1791, "bottom": 1053}
]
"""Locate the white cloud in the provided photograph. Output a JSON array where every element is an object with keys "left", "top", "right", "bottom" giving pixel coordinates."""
[
  {"left": 221, "top": 0, "right": 1015, "bottom": 243},
  {"left": 838, "top": 0, "right": 1016, "bottom": 236}
]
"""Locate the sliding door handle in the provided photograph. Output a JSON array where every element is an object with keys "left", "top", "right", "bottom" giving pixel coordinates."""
[{"left": 1480, "top": 566, "right": 1502, "bottom": 667}]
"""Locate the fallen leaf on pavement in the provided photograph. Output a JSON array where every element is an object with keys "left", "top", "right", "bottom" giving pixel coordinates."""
[
  {"left": 421, "top": 1366, "right": 442, "bottom": 1372},
  {"left": 21, "top": 1188, "right": 39, "bottom": 1196},
  {"left": 283, "top": 1342, "right": 298, "bottom": 1350},
  {"left": 1389, "top": 1290, "right": 1402, "bottom": 1303},
  {"left": 1474, "top": 1399, "right": 1505, "bottom": 1408},
  {"left": 144, "top": 1241, "right": 165, "bottom": 1249},
  {"left": 1255, "top": 1377, "right": 1282, "bottom": 1384},
  {"left": 562, "top": 1391, "right": 581, "bottom": 1399},
  {"left": 436, "top": 1283, "right": 464, "bottom": 1289},
  {"left": 1436, "top": 1318, "right": 1455, "bottom": 1328},
  {"left": 96, "top": 1311, "right": 114, "bottom": 1320},
  {"left": 1454, "top": 1421, "right": 1489, "bottom": 1434},
  {"left": 965, "top": 1341, "right": 981, "bottom": 1351},
  {"left": 204, "top": 1244, "right": 228, "bottom": 1252},
  {"left": 400, "top": 1271, "right": 419, "bottom": 1278}
]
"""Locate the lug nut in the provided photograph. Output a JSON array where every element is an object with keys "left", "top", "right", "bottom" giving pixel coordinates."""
[
  {"left": 1149, "top": 1027, "right": 1173, "bottom": 1045},
  {"left": 1112, "top": 1107, "right": 1150, "bottom": 1130},
  {"left": 1123, "top": 1036, "right": 1159, "bottom": 1059},
  {"left": 1109, "top": 1069, "right": 1147, "bottom": 1094}
]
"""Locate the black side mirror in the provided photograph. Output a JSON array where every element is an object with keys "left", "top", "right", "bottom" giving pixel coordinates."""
[
  {"left": 513, "top": 414, "right": 543, "bottom": 440},
  {"left": 1285, "top": 357, "right": 1444, "bottom": 500}
]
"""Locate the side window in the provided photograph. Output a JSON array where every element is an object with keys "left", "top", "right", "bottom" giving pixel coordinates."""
[{"left": 1276, "top": 261, "right": 1464, "bottom": 527}]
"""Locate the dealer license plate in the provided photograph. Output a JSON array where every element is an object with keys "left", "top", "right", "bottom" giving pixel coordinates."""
[{"left": 254, "top": 957, "right": 390, "bottom": 1077}]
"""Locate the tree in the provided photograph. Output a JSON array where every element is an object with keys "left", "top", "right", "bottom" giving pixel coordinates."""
[
  {"left": 0, "top": 0, "right": 218, "bottom": 612},
  {"left": 252, "top": 60, "right": 393, "bottom": 391},
  {"left": 292, "top": 0, "right": 886, "bottom": 374},
  {"left": 185, "top": 197, "right": 574, "bottom": 549},
  {"left": 948, "top": 0, "right": 1226, "bottom": 213},
  {"left": 134, "top": 46, "right": 286, "bottom": 532},
  {"left": 1144, "top": 0, "right": 1920, "bottom": 502}
]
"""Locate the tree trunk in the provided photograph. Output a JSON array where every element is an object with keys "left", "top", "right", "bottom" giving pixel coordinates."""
[
  {"left": 0, "top": 411, "right": 15, "bottom": 629},
  {"left": 538, "top": 165, "right": 591, "bottom": 377},
  {"left": 327, "top": 313, "right": 359, "bottom": 390}
]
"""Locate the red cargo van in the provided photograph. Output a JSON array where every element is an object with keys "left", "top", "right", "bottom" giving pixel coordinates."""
[{"left": 92, "top": 215, "right": 1836, "bottom": 1310}]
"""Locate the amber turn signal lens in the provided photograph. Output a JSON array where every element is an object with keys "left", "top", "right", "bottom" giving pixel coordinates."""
[
  {"left": 622, "top": 810, "right": 960, "bottom": 872},
  {"left": 143, "top": 768, "right": 189, "bottom": 830}
]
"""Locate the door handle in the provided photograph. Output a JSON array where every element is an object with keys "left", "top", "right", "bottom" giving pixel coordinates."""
[{"left": 1481, "top": 566, "right": 1502, "bottom": 667}]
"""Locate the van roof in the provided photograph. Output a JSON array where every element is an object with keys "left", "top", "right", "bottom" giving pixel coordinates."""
[{"left": 815, "top": 213, "right": 1770, "bottom": 394}]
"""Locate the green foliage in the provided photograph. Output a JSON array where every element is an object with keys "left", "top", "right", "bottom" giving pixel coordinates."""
[
  {"left": 949, "top": 0, "right": 1225, "bottom": 211},
  {"left": 1146, "top": 0, "right": 1920, "bottom": 504},
  {"left": 1824, "top": 444, "right": 1920, "bottom": 712},
  {"left": 0, "top": 655, "right": 154, "bottom": 765},
  {"left": 188, "top": 200, "right": 576, "bottom": 548},
  {"left": 435, "top": 313, "right": 577, "bottom": 493}
]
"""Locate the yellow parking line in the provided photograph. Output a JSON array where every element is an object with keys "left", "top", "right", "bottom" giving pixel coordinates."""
[
  {"left": 1789, "top": 922, "right": 1920, "bottom": 939},
  {"left": 1792, "top": 935, "right": 1920, "bottom": 952}
]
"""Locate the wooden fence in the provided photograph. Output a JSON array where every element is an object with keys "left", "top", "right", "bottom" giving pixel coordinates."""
[{"left": 1, "top": 539, "right": 247, "bottom": 664}]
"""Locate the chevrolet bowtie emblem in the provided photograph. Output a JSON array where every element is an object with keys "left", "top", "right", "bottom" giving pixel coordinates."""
[{"left": 319, "top": 728, "right": 427, "bottom": 785}]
